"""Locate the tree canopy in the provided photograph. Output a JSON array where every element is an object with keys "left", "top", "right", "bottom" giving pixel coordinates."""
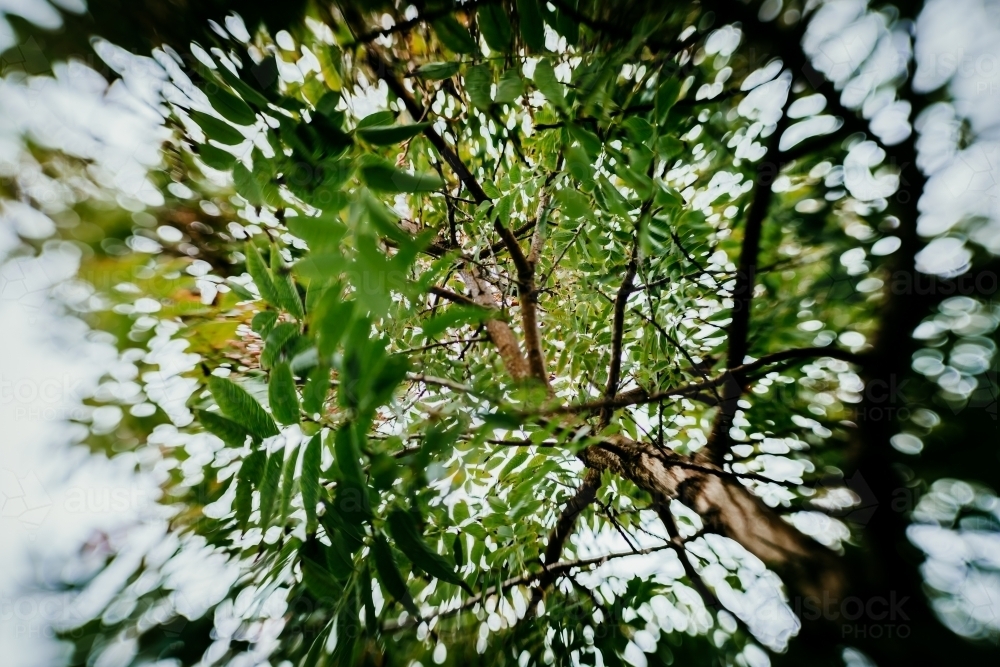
[{"left": 2, "top": 1, "right": 999, "bottom": 666}]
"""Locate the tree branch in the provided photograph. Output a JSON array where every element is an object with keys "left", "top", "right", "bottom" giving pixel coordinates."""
[
  {"left": 600, "top": 242, "right": 639, "bottom": 426},
  {"left": 511, "top": 193, "right": 553, "bottom": 389},
  {"left": 578, "top": 438, "right": 845, "bottom": 602},
  {"left": 704, "top": 90, "right": 794, "bottom": 464},
  {"left": 460, "top": 269, "right": 529, "bottom": 381},
  {"left": 366, "top": 48, "right": 490, "bottom": 204},
  {"left": 406, "top": 372, "right": 476, "bottom": 394},
  {"left": 368, "top": 45, "right": 551, "bottom": 390},
  {"left": 429, "top": 285, "right": 490, "bottom": 310},
  {"left": 531, "top": 467, "right": 603, "bottom": 609},
  {"left": 382, "top": 542, "right": 672, "bottom": 632},
  {"left": 545, "top": 345, "right": 864, "bottom": 416}
]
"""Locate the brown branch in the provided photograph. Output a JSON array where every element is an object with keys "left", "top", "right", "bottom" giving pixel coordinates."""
[
  {"left": 382, "top": 542, "right": 672, "bottom": 632},
  {"left": 428, "top": 285, "right": 490, "bottom": 310},
  {"left": 526, "top": 195, "right": 550, "bottom": 268},
  {"left": 367, "top": 45, "right": 554, "bottom": 390},
  {"left": 538, "top": 468, "right": 603, "bottom": 591},
  {"left": 545, "top": 345, "right": 864, "bottom": 416},
  {"left": 704, "top": 92, "right": 794, "bottom": 465},
  {"left": 578, "top": 438, "right": 845, "bottom": 602},
  {"left": 400, "top": 336, "right": 489, "bottom": 355},
  {"left": 366, "top": 48, "right": 490, "bottom": 204},
  {"left": 406, "top": 373, "right": 475, "bottom": 394},
  {"left": 460, "top": 269, "right": 529, "bottom": 381},
  {"left": 488, "top": 219, "right": 536, "bottom": 255},
  {"left": 657, "top": 501, "right": 722, "bottom": 609},
  {"left": 727, "top": 100, "right": 793, "bottom": 370},
  {"left": 657, "top": 502, "right": 764, "bottom": 645},
  {"left": 506, "top": 193, "right": 552, "bottom": 389},
  {"left": 600, "top": 242, "right": 639, "bottom": 426}
]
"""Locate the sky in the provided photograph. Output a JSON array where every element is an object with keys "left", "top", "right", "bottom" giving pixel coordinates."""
[{"left": 1, "top": 1, "right": 999, "bottom": 666}]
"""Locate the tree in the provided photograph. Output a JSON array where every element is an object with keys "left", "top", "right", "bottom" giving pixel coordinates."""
[{"left": 3, "top": 1, "right": 998, "bottom": 665}]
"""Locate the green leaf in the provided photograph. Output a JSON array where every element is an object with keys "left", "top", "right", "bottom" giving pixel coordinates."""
[
  {"left": 233, "top": 162, "right": 264, "bottom": 206},
  {"left": 287, "top": 213, "right": 348, "bottom": 253},
  {"left": 466, "top": 64, "right": 493, "bottom": 110},
  {"left": 453, "top": 501, "right": 470, "bottom": 525},
  {"left": 302, "top": 433, "right": 322, "bottom": 534},
  {"left": 279, "top": 449, "right": 297, "bottom": 526},
  {"left": 314, "top": 292, "right": 355, "bottom": 357},
  {"left": 196, "top": 409, "right": 251, "bottom": 448},
  {"left": 334, "top": 424, "right": 364, "bottom": 486},
  {"left": 270, "top": 246, "right": 305, "bottom": 319},
  {"left": 565, "top": 144, "right": 593, "bottom": 183},
  {"left": 614, "top": 161, "right": 654, "bottom": 200},
  {"left": 655, "top": 77, "right": 681, "bottom": 124},
  {"left": 214, "top": 58, "right": 272, "bottom": 108},
  {"left": 302, "top": 362, "right": 330, "bottom": 416},
  {"left": 552, "top": 7, "right": 579, "bottom": 45},
  {"left": 478, "top": 4, "right": 513, "bottom": 52},
  {"left": 294, "top": 253, "right": 348, "bottom": 282},
  {"left": 555, "top": 188, "right": 591, "bottom": 219},
  {"left": 452, "top": 533, "right": 465, "bottom": 568},
  {"left": 500, "top": 450, "right": 530, "bottom": 478},
  {"left": 622, "top": 116, "right": 654, "bottom": 144},
  {"left": 494, "top": 193, "right": 513, "bottom": 222},
  {"left": 642, "top": 212, "right": 673, "bottom": 255},
  {"left": 196, "top": 143, "right": 236, "bottom": 171},
  {"left": 416, "top": 62, "right": 460, "bottom": 80},
  {"left": 362, "top": 563, "right": 376, "bottom": 630},
  {"left": 225, "top": 278, "right": 255, "bottom": 300},
  {"left": 481, "top": 180, "right": 503, "bottom": 199},
  {"left": 655, "top": 183, "right": 684, "bottom": 209},
  {"left": 423, "top": 305, "right": 490, "bottom": 339},
  {"left": 241, "top": 450, "right": 266, "bottom": 485},
  {"left": 246, "top": 243, "right": 281, "bottom": 307},
  {"left": 569, "top": 123, "right": 602, "bottom": 159},
  {"left": 358, "top": 156, "right": 444, "bottom": 193},
  {"left": 516, "top": 0, "right": 545, "bottom": 51},
  {"left": 234, "top": 474, "right": 252, "bottom": 531},
  {"left": 251, "top": 311, "right": 279, "bottom": 339},
  {"left": 372, "top": 533, "right": 419, "bottom": 616},
  {"left": 356, "top": 122, "right": 431, "bottom": 145},
  {"left": 331, "top": 586, "right": 359, "bottom": 663},
  {"left": 482, "top": 410, "right": 523, "bottom": 430},
  {"left": 432, "top": 15, "right": 477, "bottom": 54},
  {"left": 269, "top": 361, "right": 300, "bottom": 425},
  {"left": 206, "top": 86, "right": 257, "bottom": 126},
  {"left": 306, "top": 114, "right": 353, "bottom": 158},
  {"left": 656, "top": 134, "right": 684, "bottom": 160},
  {"left": 207, "top": 375, "right": 280, "bottom": 439},
  {"left": 258, "top": 449, "right": 284, "bottom": 531},
  {"left": 356, "top": 110, "right": 395, "bottom": 129},
  {"left": 301, "top": 538, "right": 345, "bottom": 601},
  {"left": 598, "top": 175, "right": 633, "bottom": 218},
  {"left": 386, "top": 508, "right": 470, "bottom": 592},
  {"left": 261, "top": 321, "right": 299, "bottom": 370},
  {"left": 189, "top": 109, "right": 245, "bottom": 145},
  {"left": 370, "top": 453, "right": 398, "bottom": 491},
  {"left": 533, "top": 58, "right": 566, "bottom": 110},
  {"left": 495, "top": 69, "right": 525, "bottom": 105},
  {"left": 316, "top": 90, "right": 342, "bottom": 118}
]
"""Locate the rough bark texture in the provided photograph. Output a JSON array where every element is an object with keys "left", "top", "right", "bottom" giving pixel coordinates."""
[
  {"left": 459, "top": 270, "right": 529, "bottom": 381},
  {"left": 580, "top": 437, "right": 845, "bottom": 601}
]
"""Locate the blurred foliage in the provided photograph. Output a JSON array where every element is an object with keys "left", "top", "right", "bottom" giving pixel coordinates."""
[{"left": 1, "top": 1, "right": 999, "bottom": 666}]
